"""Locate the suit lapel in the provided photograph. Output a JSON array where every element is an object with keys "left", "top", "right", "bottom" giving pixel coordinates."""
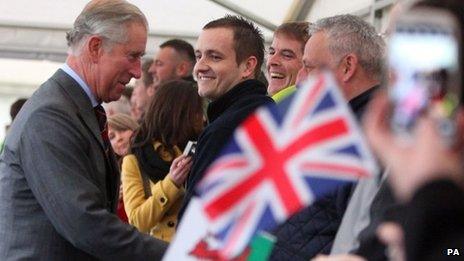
[{"left": 51, "top": 69, "right": 105, "bottom": 150}]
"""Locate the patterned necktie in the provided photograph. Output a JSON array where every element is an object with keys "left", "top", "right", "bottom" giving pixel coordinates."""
[
  {"left": 94, "top": 105, "right": 118, "bottom": 209},
  {"left": 94, "top": 104, "right": 110, "bottom": 150}
]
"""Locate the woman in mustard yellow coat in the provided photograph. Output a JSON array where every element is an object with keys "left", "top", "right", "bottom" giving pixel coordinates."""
[{"left": 122, "top": 80, "right": 204, "bottom": 242}]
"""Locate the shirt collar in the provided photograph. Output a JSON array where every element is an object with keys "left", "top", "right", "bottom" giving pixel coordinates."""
[{"left": 61, "top": 63, "right": 99, "bottom": 107}]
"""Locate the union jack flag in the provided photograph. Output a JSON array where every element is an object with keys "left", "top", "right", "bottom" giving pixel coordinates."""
[{"left": 196, "top": 71, "right": 378, "bottom": 259}]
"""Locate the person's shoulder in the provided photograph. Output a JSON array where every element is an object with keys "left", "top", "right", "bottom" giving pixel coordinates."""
[
  {"left": 226, "top": 94, "right": 273, "bottom": 117},
  {"left": 122, "top": 154, "right": 138, "bottom": 165},
  {"left": 237, "top": 91, "right": 274, "bottom": 111},
  {"left": 28, "top": 77, "right": 71, "bottom": 114},
  {"left": 245, "top": 93, "right": 274, "bottom": 104},
  {"left": 234, "top": 79, "right": 274, "bottom": 105},
  {"left": 12, "top": 85, "right": 68, "bottom": 129},
  {"left": 209, "top": 98, "right": 271, "bottom": 135},
  {"left": 25, "top": 96, "right": 73, "bottom": 123},
  {"left": 272, "top": 85, "right": 297, "bottom": 103},
  {"left": 121, "top": 154, "right": 142, "bottom": 177}
]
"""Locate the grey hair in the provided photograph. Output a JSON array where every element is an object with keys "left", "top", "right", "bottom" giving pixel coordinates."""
[
  {"left": 310, "top": 14, "right": 385, "bottom": 80},
  {"left": 66, "top": 0, "right": 148, "bottom": 53}
]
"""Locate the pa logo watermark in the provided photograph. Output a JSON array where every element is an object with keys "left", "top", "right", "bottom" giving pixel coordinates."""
[{"left": 446, "top": 248, "right": 460, "bottom": 256}]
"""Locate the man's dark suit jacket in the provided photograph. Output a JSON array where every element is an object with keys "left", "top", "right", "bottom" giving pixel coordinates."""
[{"left": 0, "top": 69, "right": 167, "bottom": 260}]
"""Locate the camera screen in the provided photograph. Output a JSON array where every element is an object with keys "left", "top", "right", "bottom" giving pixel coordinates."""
[{"left": 389, "top": 26, "right": 460, "bottom": 134}]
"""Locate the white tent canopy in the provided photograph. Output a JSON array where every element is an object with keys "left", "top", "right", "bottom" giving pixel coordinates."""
[
  {"left": 0, "top": 0, "right": 291, "bottom": 62},
  {"left": 0, "top": 0, "right": 394, "bottom": 62}
]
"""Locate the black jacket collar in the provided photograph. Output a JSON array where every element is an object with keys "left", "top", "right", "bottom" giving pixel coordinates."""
[
  {"left": 182, "top": 75, "right": 196, "bottom": 83},
  {"left": 207, "top": 79, "right": 267, "bottom": 122},
  {"left": 349, "top": 85, "right": 380, "bottom": 119}
]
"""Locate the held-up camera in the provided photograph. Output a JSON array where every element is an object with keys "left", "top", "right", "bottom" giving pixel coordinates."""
[
  {"left": 388, "top": 7, "right": 462, "bottom": 140},
  {"left": 183, "top": 141, "right": 197, "bottom": 157}
]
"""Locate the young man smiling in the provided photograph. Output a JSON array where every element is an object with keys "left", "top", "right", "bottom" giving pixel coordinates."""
[
  {"left": 179, "top": 15, "right": 274, "bottom": 219},
  {"left": 266, "top": 22, "right": 310, "bottom": 102}
]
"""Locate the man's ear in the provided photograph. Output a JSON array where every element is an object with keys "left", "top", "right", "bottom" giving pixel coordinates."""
[
  {"left": 338, "top": 53, "right": 358, "bottom": 82},
  {"left": 176, "top": 61, "right": 189, "bottom": 77},
  {"left": 87, "top": 35, "right": 104, "bottom": 63},
  {"left": 241, "top": 56, "right": 258, "bottom": 79}
]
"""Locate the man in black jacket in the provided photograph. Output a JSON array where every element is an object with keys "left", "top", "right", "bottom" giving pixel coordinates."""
[
  {"left": 179, "top": 16, "right": 274, "bottom": 219},
  {"left": 270, "top": 14, "right": 385, "bottom": 260}
]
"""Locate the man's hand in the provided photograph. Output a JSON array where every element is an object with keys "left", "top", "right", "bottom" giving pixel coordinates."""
[{"left": 363, "top": 91, "right": 464, "bottom": 201}]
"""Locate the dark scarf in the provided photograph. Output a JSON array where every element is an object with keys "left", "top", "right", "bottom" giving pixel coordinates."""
[
  {"left": 132, "top": 140, "right": 172, "bottom": 183},
  {"left": 206, "top": 79, "right": 267, "bottom": 123}
]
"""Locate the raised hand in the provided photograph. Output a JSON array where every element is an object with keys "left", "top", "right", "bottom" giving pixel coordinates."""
[{"left": 168, "top": 155, "right": 193, "bottom": 187}]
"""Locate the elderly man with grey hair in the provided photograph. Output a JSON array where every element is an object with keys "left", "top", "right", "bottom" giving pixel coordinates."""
[
  {"left": 297, "top": 14, "right": 385, "bottom": 103},
  {"left": 0, "top": 0, "right": 168, "bottom": 260},
  {"left": 298, "top": 15, "right": 390, "bottom": 257},
  {"left": 270, "top": 14, "right": 385, "bottom": 260}
]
